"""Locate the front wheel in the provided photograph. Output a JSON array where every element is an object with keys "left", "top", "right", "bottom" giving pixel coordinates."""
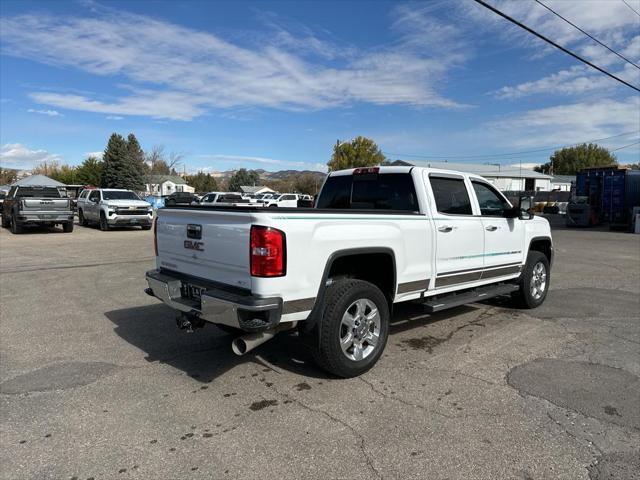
[
  {"left": 63, "top": 222, "right": 74, "bottom": 233},
  {"left": 512, "top": 251, "right": 550, "bottom": 308},
  {"left": 312, "top": 279, "right": 389, "bottom": 378},
  {"left": 99, "top": 212, "right": 110, "bottom": 231}
]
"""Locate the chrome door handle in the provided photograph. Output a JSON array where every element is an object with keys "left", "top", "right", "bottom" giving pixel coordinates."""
[
  {"left": 438, "top": 225, "right": 453, "bottom": 232},
  {"left": 485, "top": 225, "right": 498, "bottom": 231}
]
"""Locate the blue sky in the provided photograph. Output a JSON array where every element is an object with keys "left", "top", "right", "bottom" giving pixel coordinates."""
[{"left": 1, "top": 0, "right": 639, "bottom": 173}]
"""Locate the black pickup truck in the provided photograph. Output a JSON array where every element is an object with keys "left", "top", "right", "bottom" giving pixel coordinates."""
[{"left": 1, "top": 185, "right": 74, "bottom": 234}]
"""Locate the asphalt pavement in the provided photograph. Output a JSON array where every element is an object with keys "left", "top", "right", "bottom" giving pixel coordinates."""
[{"left": 1, "top": 216, "right": 639, "bottom": 480}]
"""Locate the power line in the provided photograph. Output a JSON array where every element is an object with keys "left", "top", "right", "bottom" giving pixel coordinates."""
[
  {"left": 621, "top": 0, "right": 640, "bottom": 17},
  {"left": 471, "top": 0, "right": 640, "bottom": 92},
  {"left": 611, "top": 140, "right": 640, "bottom": 152},
  {"left": 534, "top": 0, "right": 639, "bottom": 70},
  {"left": 383, "top": 131, "right": 637, "bottom": 161}
]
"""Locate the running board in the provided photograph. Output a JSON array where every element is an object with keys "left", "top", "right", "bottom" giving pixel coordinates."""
[{"left": 422, "top": 283, "right": 519, "bottom": 313}]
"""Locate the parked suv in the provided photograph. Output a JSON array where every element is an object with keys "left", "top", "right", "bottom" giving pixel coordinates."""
[
  {"left": 165, "top": 191, "right": 197, "bottom": 206},
  {"left": 263, "top": 193, "right": 300, "bottom": 208},
  {"left": 77, "top": 188, "right": 152, "bottom": 230}
]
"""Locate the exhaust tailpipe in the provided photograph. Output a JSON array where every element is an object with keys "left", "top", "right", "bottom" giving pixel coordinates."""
[{"left": 231, "top": 322, "right": 297, "bottom": 356}]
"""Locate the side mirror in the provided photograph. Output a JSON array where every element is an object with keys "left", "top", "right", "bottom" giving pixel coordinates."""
[{"left": 518, "top": 196, "right": 534, "bottom": 220}]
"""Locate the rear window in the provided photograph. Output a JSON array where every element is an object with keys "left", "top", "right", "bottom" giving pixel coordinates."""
[
  {"left": 429, "top": 177, "right": 472, "bottom": 215},
  {"left": 317, "top": 173, "right": 419, "bottom": 211},
  {"left": 15, "top": 187, "right": 62, "bottom": 198},
  {"left": 103, "top": 191, "right": 140, "bottom": 200}
]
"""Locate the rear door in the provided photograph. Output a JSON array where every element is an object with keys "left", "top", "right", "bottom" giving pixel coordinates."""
[
  {"left": 470, "top": 180, "right": 524, "bottom": 277},
  {"left": 427, "top": 175, "right": 485, "bottom": 288}
]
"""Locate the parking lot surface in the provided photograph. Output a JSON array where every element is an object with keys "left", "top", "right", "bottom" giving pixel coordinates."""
[{"left": 1, "top": 217, "right": 639, "bottom": 480}]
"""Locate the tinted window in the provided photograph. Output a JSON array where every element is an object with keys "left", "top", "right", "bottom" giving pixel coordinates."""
[
  {"left": 15, "top": 187, "right": 62, "bottom": 198},
  {"left": 317, "top": 173, "right": 418, "bottom": 211},
  {"left": 472, "top": 181, "right": 510, "bottom": 216},
  {"left": 89, "top": 191, "right": 100, "bottom": 201},
  {"left": 429, "top": 177, "right": 472, "bottom": 215},
  {"left": 102, "top": 190, "right": 140, "bottom": 200},
  {"left": 282, "top": 195, "right": 296, "bottom": 201}
]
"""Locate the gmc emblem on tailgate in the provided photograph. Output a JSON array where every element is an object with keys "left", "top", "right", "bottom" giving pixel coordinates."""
[{"left": 184, "top": 240, "right": 204, "bottom": 251}]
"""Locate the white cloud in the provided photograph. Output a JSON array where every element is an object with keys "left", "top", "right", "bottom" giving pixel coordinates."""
[
  {"left": 106, "top": 115, "right": 123, "bottom": 120},
  {"left": 196, "top": 154, "right": 323, "bottom": 170},
  {"left": 0, "top": 6, "right": 468, "bottom": 120},
  {"left": 469, "top": 1, "right": 640, "bottom": 97},
  {"left": 27, "top": 108, "right": 62, "bottom": 116},
  {"left": 487, "top": 97, "right": 640, "bottom": 148},
  {"left": 84, "top": 151, "right": 104, "bottom": 160},
  {"left": 0, "top": 143, "right": 63, "bottom": 169}
]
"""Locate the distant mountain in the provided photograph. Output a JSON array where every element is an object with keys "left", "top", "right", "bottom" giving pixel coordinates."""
[{"left": 209, "top": 168, "right": 326, "bottom": 183}]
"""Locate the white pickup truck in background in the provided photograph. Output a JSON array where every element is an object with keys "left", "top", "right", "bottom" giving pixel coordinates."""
[{"left": 145, "top": 166, "right": 553, "bottom": 377}]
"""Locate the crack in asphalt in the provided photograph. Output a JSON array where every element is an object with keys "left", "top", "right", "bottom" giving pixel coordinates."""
[
  {"left": 261, "top": 377, "right": 383, "bottom": 480},
  {"left": 545, "top": 411, "right": 604, "bottom": 457}
]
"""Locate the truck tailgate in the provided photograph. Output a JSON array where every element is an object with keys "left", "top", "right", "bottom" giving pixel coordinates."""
[
  {"left": 156, "top": 208, "right": 252, "bottom": 290},
  {"left": 21, "top": 197, "right": 70, "bottom": 211}
]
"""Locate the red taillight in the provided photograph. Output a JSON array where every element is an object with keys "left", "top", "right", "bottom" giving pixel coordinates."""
[
  {"left": 153, "top": 217, "right": 158, "bottom": 256},
  {"left": 250, "top": 225, "right": 285, "bottom": 277},
  {"left": 354, "top": 167, "right": 379, "bottom": 175}
]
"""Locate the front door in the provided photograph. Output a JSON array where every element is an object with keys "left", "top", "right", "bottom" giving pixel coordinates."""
[
  {"left": 471, "top": 180, "right": 525, "bottom": 278},
  {"left": 87, "top": 190, "right": 100, "bottom": 220},
  {"left": 428, "top": 175, "right": 485, "bottom": 288}
]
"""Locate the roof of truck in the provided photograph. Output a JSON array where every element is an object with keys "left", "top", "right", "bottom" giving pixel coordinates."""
[{"left": 329, "top": 165, "right": 494, "bottom": 181}]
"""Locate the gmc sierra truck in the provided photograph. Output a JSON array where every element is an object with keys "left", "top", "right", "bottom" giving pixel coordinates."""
[
  {"left": 145, "top": 166, "right": 553, "bottom": 377},
  {"left": 1, "top": 185, "right": 74, "bottom": 234}
]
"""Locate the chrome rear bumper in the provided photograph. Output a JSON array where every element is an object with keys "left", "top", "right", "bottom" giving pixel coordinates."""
[{"left": 145, "top": 269, "right": 281, "bottom": 331}]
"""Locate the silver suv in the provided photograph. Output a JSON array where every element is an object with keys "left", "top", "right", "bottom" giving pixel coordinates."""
[{"left": 77, "top": 188, "right": 152, "bottom": 230}]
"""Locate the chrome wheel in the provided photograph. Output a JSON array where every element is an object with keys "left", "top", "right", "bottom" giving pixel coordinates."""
[
  {"left": 530, "top": 261, "right": 547, "bottom": 300},
  {"left": 339, "top": 298, "right": 380, "bottom": 361}
]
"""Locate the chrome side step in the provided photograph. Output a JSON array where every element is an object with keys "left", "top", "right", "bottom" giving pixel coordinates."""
[{"left": 423, "top": 283, "right": 519, "bottom": 313}]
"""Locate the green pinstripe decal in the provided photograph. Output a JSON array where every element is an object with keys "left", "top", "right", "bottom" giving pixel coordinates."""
[{"left": 442, "top": 250, "right": 522, "bottom": 261}]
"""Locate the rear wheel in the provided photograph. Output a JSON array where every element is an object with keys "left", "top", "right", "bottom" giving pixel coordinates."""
[
  {"left": 512, "top": 251, "right": 550, "bottom": 308},
  {"left": 311, "top": 279, "right": 389, "bottom": 378},
  {"left": 1, "top": 214, "right": 9, "bottom": 228},
  {"left": 78, "top": 209, "right": 87, "bottom": 226},
  {"left": 99, "top": 212, "right": 110, "bottom": 231},
  {"left": 10, "top": 213, "right": 23, "bottom": 234},
  {"left": 141, "top": 225, "right": 152, "bottom": 230},
  {"left": 63, "top": 221, "right": 74, "bottom": 233}
]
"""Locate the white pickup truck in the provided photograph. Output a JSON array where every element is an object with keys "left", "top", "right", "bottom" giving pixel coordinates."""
[{"left": 145, "top": 166, "right": 553, "bottom": 377}]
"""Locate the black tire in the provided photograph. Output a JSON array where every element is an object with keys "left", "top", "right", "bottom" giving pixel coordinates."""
[
  {"left": 311, "top": 279, "right": 389, "bottom": 378},
  {"left": 166, "top": 199, "right": 176, "bottom": 207},
  {"left": 63, "top": 222, "right": 74, "bottom": 233},
  {"left": 10, "top": 213, "right": 23, "bottom": 234},
  {"left": 511, "top": 251, "right": 550, "bottom": 309},
  {"left": 78, "top": 209, "right": 87, "bottom": 226},
  {"left": 141, "top": 225, "right": 152, "bottom": 230},
  {"left": 99, "top": 212, "right": 110, "bottom": 231},
  {"left": 269, "top": 204, "right": 278, "bottom": 208},
  {"left": 1, "top": 214, "right": 9, "bottom": 228}
]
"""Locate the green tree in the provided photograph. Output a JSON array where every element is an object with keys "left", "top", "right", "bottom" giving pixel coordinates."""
[
  {"left": 228, "top": 168, "right": 260, "bottom": 192},
  {"left": 327, "top": 136, "right": 386, "bottom": 171},
  {"left": 294, "top": 173, "right": 323, "bottom": 195},
  {"left": 535, "top": 143, "right": 617, "bottom": 175},
  {"left": 76, "top": 156, "right": 104, "bottom": 186},
  {"left": 32, "top": 161, "right": 78, "bottom": 184},
  {"left": 126, "top": 133, "right": 146, "bottom": 190},
  {"left": 185, "top": 172, "right": 218, "bottom": 193},
  {"left": 101, "top": 133, "right": 143, "bottom": 189}
]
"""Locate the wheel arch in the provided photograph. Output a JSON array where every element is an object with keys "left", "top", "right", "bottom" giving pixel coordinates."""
[{"left": 528, "top": 236, "right": 553, "bottom": 266}]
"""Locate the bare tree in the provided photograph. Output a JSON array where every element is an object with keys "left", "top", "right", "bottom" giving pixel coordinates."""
[{"left": 145, "top": 145, "right": 184, "bottom": 175}]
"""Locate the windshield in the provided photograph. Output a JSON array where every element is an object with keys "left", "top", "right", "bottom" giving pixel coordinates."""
[{"left": 102, "top": 190, "right": 140, "bottom": 200}]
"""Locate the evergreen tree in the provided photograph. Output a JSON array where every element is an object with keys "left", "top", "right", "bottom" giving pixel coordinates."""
[
  {"left": 76, "top": 156, "right": 104, "bottom": 186},
  {"left": 228, "top": 168, "right": 260, "bottom": 192},
  {"left": 126, "top": 133, "right": 145, "bottom": 190},
  {"left": 101, "top": 133, "right": 129, "bottom": 188}
]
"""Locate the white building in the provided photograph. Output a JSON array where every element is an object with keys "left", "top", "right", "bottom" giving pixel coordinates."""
[
  {"left": 550, "top": 175, "right": 575, "bottom": 191},
  {"left": 240, "top": 185, "right": 276, "bottom": 195},
  {"left": 391, "top": 160, "right": 553, "bottom": 192},
  {"left": 145, "top": 175, "right": 195, "bottom": 196}
]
